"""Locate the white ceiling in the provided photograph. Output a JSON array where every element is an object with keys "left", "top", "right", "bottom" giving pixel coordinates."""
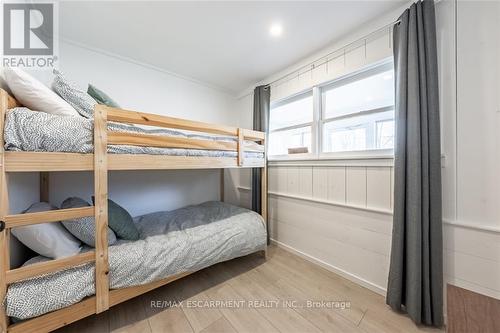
[{"left": 59, "top": 1, "right": 404, "bottom": 94}]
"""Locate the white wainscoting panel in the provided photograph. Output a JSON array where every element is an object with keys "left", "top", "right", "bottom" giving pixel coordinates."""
[
  {"left": 298, "top": 167, "right": 313, "bottom": 197},
  {"left": 444, "top": 223, "right": 500, "bottom": 299},
  {"left": 239, "top": 165, "right": 500, "bottom": 300},
  {"left": 366, "top": 167, "right": 392, "bottom": 211},
  {"left": 267, "top": 164, "right": 392, "bottom": 213},
  {"left": 286, "top": 167, "right": 300, "bottom": 195},
  {"left": 346, "top": 167, "right": 367, "bottom": 207},
  {"left": 327, "top": 167, "right": 346, "bottom": 203},
  {"left": 269, "top": 195, "right": 392, "bottom": 294},
  {"left": 312, "top": 167, "right": 328, "bottom": 200},
  {"left": 268, "top": 167, "right": 278, "bottom": 193},
  {"left": 257, "top": 162, "right": 394, "bottom": 294}
]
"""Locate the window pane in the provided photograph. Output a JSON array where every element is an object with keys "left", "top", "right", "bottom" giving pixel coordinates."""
[
  {"left": 269, "top": 94, "right": 313, "bottom": 131},
  {"left": 323, "top": 70, "right": 394, "bottom": 119},
  {"left": 269, "top": 126, "right": 311, "bottom": 156},
  {"left": 376, "top": 120, "right": 395, "bottom": 149},
  {"left": 323, "top": 110, "right": 394, "bottom": 153}
]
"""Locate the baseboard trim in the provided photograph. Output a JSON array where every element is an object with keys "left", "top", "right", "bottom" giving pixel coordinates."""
[{"left": 270, "top": 238, "right": 387, "bottom": 296}]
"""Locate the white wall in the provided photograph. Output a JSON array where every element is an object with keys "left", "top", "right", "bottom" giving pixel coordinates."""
[
  {"left": 48, "top": 41, "right": 236, "bottom": 216},
  {"left": 224, "top": 92, "right": 253, "bottom": 209},
  {"left": 2, "top": 41, "right": 237, "bottom": 267},
  {"left": 442, "top": 0, "right": 500, "bottom": 300}
]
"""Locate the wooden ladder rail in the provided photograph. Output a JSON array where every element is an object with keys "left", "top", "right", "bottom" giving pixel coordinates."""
[
  {"left": 0, "top": 207, "right": 96, "bottom": 329},
  {"left": 0, "top": 90, "right": 10, "bottom": 333},
  {"left": 0, "top": 93, "right": 110, "bottom": 332}
]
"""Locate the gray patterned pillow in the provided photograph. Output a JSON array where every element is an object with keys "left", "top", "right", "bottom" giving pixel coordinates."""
[
  {"left": 52, "top": 69, "right": 96, "bottom": 118},
  {"left": 61, "top": 197, "right": 117, "bottom": 247}
]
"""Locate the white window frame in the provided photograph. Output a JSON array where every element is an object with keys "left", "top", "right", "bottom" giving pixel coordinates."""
[
  {"left": 268, "top": 59, "right": 395, "bottom": 161},
  {"left": 268, "top": 90, "right": 316, "bottom": 160}
]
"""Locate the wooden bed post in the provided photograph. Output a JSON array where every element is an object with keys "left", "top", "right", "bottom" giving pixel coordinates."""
[
  {"left": 220, "top": 169, "right": 224, "bottom": 202},
  {"left": 237, "top": 128, "right": 244, "bottom": 166},
  {"left": 261, "top": 133, "right": 268, "bottom": 257},
  {"left": 0, "top": 90, "right": 10, "bottom": 332},
  {"left": 40, "top": 172, "right": 49, "bottom": 202},
  {"left": 94, "top": 105, "right": 109, "bottom": 313}
]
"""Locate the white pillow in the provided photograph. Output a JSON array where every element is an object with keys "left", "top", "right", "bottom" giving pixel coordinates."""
[
  {"left": 12, "top": 202, "right": 82, "bottom": 259},
  {"left": 4, "top": 67, "right": 80, "bottom": 117}
]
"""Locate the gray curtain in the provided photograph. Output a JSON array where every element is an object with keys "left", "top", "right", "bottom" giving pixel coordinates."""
[
  {"left": 387, "top": 0, "right": 443, "bottom": 327},
  {"left": 252, "top": 85, "right": 270, "bottom": 245}
]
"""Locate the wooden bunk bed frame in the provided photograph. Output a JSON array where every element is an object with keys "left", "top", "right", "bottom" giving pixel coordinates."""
[{"left": 0, "top": 89, "right": 267, "bottom": 333}]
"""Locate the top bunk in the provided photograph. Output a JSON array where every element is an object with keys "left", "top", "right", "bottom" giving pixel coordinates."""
[{"left": 0, "top": 89, "right": 266, "bottom": 172}]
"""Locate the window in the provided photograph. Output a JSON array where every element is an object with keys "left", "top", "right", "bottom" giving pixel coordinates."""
[
  {"left": 268, "top": 61, "right": 395, "bottom": 159},
  {"left": 321, "top": 64, "right": 395, "bottom": 153},
  {"left": 268, "top": 92, "right": 313, "bottom": 156}
]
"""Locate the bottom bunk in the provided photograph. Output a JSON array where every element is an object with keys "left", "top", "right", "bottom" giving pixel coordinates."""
[{"left": 5, "top": 201, "right": 266, "bottom": 329}]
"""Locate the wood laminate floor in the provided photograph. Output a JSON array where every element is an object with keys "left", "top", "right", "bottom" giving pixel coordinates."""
[{"left": 55, "top": 245, "right": 444, "bottom": 333}]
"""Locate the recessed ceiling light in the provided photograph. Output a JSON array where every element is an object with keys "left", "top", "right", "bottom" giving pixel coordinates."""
[{"left": 269, "top": 23, "right": 283, "bottom": 37}]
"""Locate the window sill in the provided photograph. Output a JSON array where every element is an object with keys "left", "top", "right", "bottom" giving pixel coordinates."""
[{"left": 268, "top": 149, "right": 394, "bottom": 162}]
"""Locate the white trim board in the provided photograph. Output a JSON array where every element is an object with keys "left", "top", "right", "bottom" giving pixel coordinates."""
[
  {"left": 270, "top": 239, "right": 387, "bottom": 296},
  {"left": 270, "top": 191, "right": 392, "bottom": 215},
  {"left": 238, "top": 187, "right": 500, "bottom": 235},
  {"left": 443, "top": 219, "right": 500, "bottom": 234},
  {"left": 238, "top": 186, "right": 392, "bottom": 215},
  {"left": 268, "top": 159, "right": 394, "bottom": 167}
]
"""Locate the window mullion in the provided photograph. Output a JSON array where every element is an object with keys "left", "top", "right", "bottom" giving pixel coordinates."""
[
  {"left": 270, "top": 122, "right": 313, "bottom": 133},
  {"left": 322, "top": 105, "right": 395, "bottom": 124},
  {"left": 312, "top": 86, "right": 321, "bottom": 156}
]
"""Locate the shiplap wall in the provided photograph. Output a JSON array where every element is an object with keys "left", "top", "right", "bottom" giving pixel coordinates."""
[
  {"left": 238, "top": 163, "right": 394, "bottom": 293},
  {"left": 269, "top": 164, "right": 393, "bottom": 292},
  {"left": 267, "top": 165, "right": 393, "bottom": 213},
  {"left": 270, "top": 27, "right": 392, "bottom": 102}
]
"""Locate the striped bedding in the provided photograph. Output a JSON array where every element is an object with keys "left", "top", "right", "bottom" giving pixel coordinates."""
[{"left": 4, "top": 107, "right": 264, "bottom": 159}]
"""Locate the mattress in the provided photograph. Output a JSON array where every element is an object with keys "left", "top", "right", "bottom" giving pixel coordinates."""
[
  {"left": 5, "top": 201, "right": 266, "bottom": 320},
  {"left": 4, "top": 107, "right": 264, "bottom": 159}
]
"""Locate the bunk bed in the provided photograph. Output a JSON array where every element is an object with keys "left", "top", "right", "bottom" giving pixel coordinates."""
[{"left": 0, "top": 88, "right": 268, "bottom": 333}]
